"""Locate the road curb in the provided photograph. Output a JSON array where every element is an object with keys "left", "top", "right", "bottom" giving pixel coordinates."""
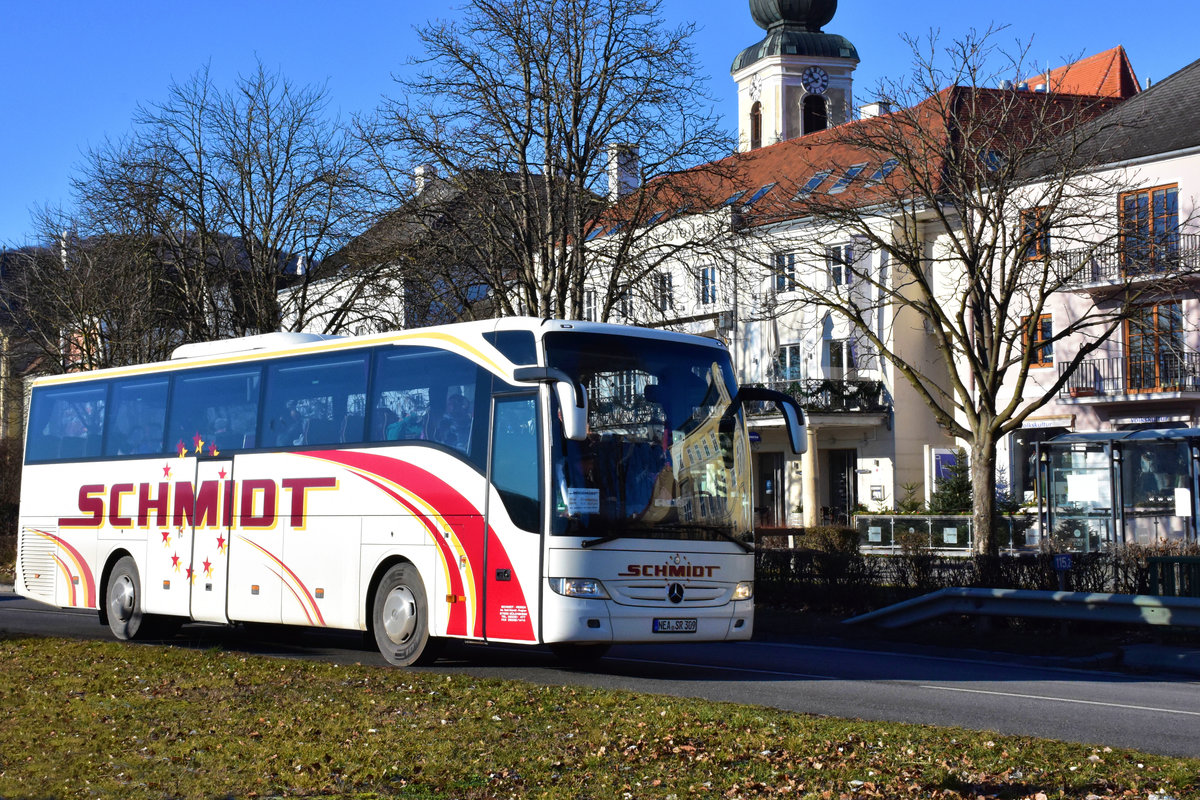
[{"left": 1119, "top": 645, "right": 1200, "bottom": 678}]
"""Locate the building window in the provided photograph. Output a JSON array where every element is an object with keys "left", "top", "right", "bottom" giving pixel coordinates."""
[
  {"left": 774, "top": 344, "right": 804, "bottom": 381},
  {"left": 774, "top": 252, "right": 796, "bottom": 292},
  {"left": 1126, "top": 301, "right": 1185, "bottom": 392},
  {"left": 699, "top": 266, "right": 717, "bottom": 305},
  {"left": 583, "top": 289, "right": 596, "bottom": 322},
  {"left": 655, "top": 273, "right": 673, "bottom": 313},
  {"left": 827, "top": 243, "right": 854, "bottom": 286},
  {"left": 750, "top": 101, "right": 762, "bottom": 150},
  {"left": 1120, "top": 184, "right": 1179, "bottom": 274},
  {"left": 1024, "top": 314, "right": 1053, "bottom": 367},
  {"left": 616, "top": 288, "right": 632, "bottom": 320},
  {"left": 1020, "top": 207, "right": 1050, "bottom": 260},
  {"left": 827, "top": 338, "right": 858, "bottom": 380}
]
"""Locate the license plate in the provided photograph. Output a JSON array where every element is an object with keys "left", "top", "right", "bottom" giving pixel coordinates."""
[{"left": 652, "top": 617, "right": 697, "bottom": 633}]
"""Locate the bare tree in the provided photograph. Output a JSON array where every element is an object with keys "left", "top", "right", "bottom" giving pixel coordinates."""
[
  {"left": 361, "top": 0, "right": 735, "bottom": 321},
  {"left": 56, "top": 62, "right": 372, "bottom": 346},
  {"left": 1, "top": 214, "right": 183, "bottom": 372},
  {"left": 739, "top": 29, "right": 1192, "bottom": 554}
]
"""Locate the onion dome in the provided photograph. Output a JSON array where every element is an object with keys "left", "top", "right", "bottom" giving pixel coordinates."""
[{"left": 733, "top": 0, "right": 857, "bottom": 72}]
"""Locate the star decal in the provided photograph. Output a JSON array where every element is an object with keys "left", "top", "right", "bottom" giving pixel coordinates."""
[
  {"left": 218, "top": 468, "right": 227, "bottom": 480},
  {"left": 171, "top": 553, "right": 181, "bottom": 571},
  {"left": 185, "top": 565, "right": 195, "bottom": 583},
  {"left": 193, "top": 432, "right": 204, "bottom": 454},
  {"left": 162, "top": 463, "right": 172, "bottom": 478},
  {"left": 161, "top": 530, "right": 171, "bottom": 546},
  {"left": 177, "top": 440, "right": 187, "bottom": 458},
  {"left": 216, "top": 535, "right": 227, "bottom": 554},
  {"left": 208, "top": 442, "right": 220, "bottom": 457},
  {"left": 202, "top": 558, "right": 213, "bottom": 577}
]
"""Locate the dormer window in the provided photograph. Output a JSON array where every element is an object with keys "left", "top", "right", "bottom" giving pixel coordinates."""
[
  {"left": 795, "top": 170, "right": 833, "bottom": 199},
  {"left": 828, "top": 164, "right": 867, "bottom": 194}
]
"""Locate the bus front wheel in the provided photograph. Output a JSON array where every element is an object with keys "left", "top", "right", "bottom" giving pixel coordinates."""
[{"left": 372, "top": 563, "right": 442, "bottom": 666}]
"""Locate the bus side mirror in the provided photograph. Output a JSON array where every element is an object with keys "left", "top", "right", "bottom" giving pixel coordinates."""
[
  {"left": 556, "top": 382, "right": 589, "bottom": 441},
  {"left": 729, "top": 387, "right": 807, "bottom": 455},
  {"left": 513, "top": 366, "right": 589, "bottom": 441}
]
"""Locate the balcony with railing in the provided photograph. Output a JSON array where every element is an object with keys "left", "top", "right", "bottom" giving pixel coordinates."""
[
  {"left": 1055, "top": 233, "right": 1200, "bottom": 290},
  {"left": 753, "top": 378, "right": 891, "bottom": 414},
  {"left": 1058, "top": 352, "right": 1200, "bottom": 400}
]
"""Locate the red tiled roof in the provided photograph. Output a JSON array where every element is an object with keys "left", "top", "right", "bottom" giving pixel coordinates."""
[
  {"left": 1027, "top": 46, "right": 1140, "bottom": 99},
  {"left": 593, "top": 84, "right": 1120, "bottom": 234}
]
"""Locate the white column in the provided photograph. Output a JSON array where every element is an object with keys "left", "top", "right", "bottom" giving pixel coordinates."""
[{"left": 802, "top": 426, "right": 820, "bottom": 527}]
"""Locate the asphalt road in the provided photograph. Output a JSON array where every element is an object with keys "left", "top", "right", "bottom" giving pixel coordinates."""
[{"left": 3, "top": 590, "right": 1198, "bottom": 758}]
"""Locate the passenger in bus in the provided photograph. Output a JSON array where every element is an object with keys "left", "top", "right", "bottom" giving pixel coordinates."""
[
  {"left": 433, "top": 393, "right": 472, "bottom": 450},
  {"left": 389, "top": 409, "right": 427, "bottom": 440},
  {"left": 275, "top": 405, "right": 305, "bottom": 446},
  {"left": 119, "top": 426, "right": 158, "bottom": 455}
]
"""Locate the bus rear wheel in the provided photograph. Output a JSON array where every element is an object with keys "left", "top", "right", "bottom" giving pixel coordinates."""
[
  {"left": 372, "top": 563, "right": 442, "bottom": 666},
  {"left": 106, "top": 556, "right": 151, "bottom": 640}
]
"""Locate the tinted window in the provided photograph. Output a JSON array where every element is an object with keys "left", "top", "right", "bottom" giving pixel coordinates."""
[
  {"left": 262, "top": 352, "right": 369, "bottom": 446},
  {"left": 25, "top": 383, "right": 108, "bottom": 462},
  {"left": 167, "top": 366, "right": 262, "bottom": 455},
  {"left": 104, "top": 378, "right": 169, "bottom": 456},
  {"left": 483, "top": 330, "right": 538, "bottom": 365},
  {"left": 369, "top": 346, "right": 488, "bottom": 467},
  {"left": 491, "top": 394, "right": 541, "bottom": 532}
]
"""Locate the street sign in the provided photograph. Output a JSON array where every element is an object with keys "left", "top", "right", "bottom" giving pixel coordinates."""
[{"left": 1054, "top": 553, "right": 1073, "bottom": 572}]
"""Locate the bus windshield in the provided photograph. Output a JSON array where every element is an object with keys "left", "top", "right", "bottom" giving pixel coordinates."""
[{"left": 544, "top": 332, "right": 752, "bottom": 543}]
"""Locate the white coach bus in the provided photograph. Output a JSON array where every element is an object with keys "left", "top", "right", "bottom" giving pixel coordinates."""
[{"left": 15, "top": 318, "right": 804, "bottom": 666}]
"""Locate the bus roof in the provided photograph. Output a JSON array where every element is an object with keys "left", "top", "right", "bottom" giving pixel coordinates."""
[{"left": 31, "top": 317, "right": 729, "bottom": 387}]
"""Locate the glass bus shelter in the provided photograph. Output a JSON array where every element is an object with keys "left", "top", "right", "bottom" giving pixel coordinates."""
[{"left": 1035, "top": 428, "right": 1200, "bottom": 551}]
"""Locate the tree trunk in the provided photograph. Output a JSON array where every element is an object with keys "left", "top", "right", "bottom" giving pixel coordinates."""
[{"left": 971, "top": 437, "right": 1000, "bottom": 558}]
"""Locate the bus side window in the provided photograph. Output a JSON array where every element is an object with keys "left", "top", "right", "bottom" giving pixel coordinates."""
[
  {"left": 261, "top": 352, "right": 369, "bottom": 447},
  {"left": 25, "top": 383, "right": 108, "bottom": 462},
  {"left": 369, "top": 346, "right": 488, "bottom": 468},
  {"left": 168, "top": 366, "right": 262, "bottom": 455},
  {"left": 105, "top": 378, "right": 169, "bottom": 456}
]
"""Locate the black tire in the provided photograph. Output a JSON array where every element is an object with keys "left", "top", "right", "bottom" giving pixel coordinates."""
[
  {"left": 550, "top": 642, "right": 611, "bottom": 667},
  {"left": 105, "top": 556, "right": 149, "bottom": 640},
  {"left": 371, "top": 563, "right": 442, "bottom": 666},
  {"left": 104, "top": 556, "right": 179, "bottom": 641}
]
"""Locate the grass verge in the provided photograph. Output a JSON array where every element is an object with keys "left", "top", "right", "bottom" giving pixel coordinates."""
[{"left": 0, "top": 635, "right": 1196, "bottom": 799}]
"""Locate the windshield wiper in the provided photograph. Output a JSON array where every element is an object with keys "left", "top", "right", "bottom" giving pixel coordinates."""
[{"left": 580, "top": 532, "right": 627, "bottom": 549}]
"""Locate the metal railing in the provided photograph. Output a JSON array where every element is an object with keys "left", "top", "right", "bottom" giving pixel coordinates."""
[
  {"left": 1055, "top": 233, "right": 1200, "bottom": 288},
  {"left": 854, "top": 514, "right": 1038, "bottom": 552},
  {"left": 1148, "top": 556, "right": 1200, "bottom": 598},
  {"left": 755, "top": 378, "right": 890, "bottom": 414},
  {"left": 1058, "top": 352, "right": 1200, "bottom": 398}
]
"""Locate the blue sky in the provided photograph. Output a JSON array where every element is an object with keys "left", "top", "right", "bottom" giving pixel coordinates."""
[{"left": 2, "top": 0, "right": 1197, "bottom": 246}]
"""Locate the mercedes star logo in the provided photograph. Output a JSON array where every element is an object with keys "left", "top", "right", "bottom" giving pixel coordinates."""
[{"left": 667, "top": 583, "right": 685, "bottom": 604}]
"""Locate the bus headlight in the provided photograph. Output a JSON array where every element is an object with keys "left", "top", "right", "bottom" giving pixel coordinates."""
[
  {"left": 732, "top": 581, "right": 753, "bottom": 601},
  {"left": 549, "top": 578, "right": 610, "bottom": 599}
]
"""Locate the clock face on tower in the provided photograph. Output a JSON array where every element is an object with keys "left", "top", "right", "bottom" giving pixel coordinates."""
[{"left": 801, "top": 66, "right": 829, "bottom": 95}]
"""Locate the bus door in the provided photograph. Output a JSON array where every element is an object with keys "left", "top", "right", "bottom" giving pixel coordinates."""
[
  {"left": 483, "top": 392, "right": 541, "bottom": 642},
  {"left": 187, "top": 456, "right": 236, "bottom": 623}
]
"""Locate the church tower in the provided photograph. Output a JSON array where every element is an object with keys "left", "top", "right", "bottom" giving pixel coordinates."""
[{"left": 732, "top": 0, "right": 859, "bottom": 151}]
